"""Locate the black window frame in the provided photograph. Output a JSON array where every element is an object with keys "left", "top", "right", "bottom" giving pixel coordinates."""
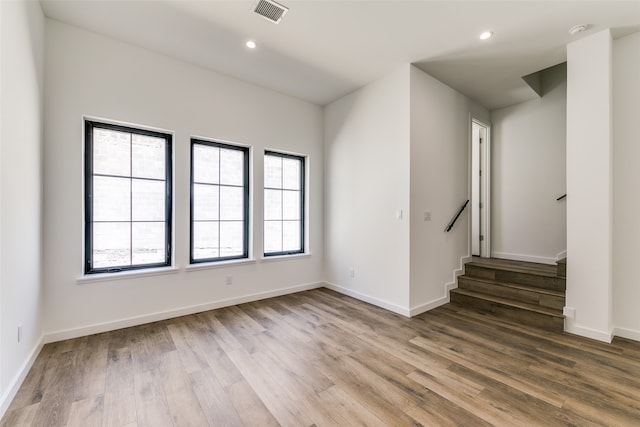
[
  {"left": 84, "top": 120, "right": 173, "bottom": 274},
  {"left": 190, "top": 139, "right": 250, "bottom": 264},
  {"left": 263, "top": 150, "right": 306, "bottom": 257}
]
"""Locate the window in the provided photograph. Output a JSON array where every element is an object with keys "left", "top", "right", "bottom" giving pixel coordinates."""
[
  {"left": 264, "top": 151, "right": 305, "bottom": 256},
  {"left": 84, "top": 120, "right": 172, "bottom": 274},
  {"left": 191, "top": 139, "right": 249, "bottom": 263}
]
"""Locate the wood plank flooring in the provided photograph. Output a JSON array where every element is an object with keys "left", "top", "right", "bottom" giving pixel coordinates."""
[{"left": 2, "top": 288, "right": 640, "bottom": 426}]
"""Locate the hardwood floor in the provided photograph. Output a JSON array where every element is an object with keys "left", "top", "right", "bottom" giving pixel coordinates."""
[{"left": 2, "top": 288, "right": 640, "bottom": 426}]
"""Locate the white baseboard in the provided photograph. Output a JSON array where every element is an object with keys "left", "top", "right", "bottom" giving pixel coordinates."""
[
  {"left": 44, "top": 281, "right": 323, "bottom": 343},
  {"left": 491, "top": 251, "right": 557, "bottom": 265},
  {"left": 0, "top": 335, "right": 45, "bottom": 420},
  {"left": 444, "top": 255, "right": 471, "bottom": 291},
  {"left": 409, "top": 295, "right": 449, "bottom": 317},
  {"left": 564, "top": 320, "right": 613, "bottom": 343},
  {"left": 612, "top": 326, "right": 640, "bottom": 342},
  {"left": 556, "top": 250, "right": 567, "bottom": 261},
  {"left": 323, "top": 282, "right": 411, "bottom": 317},
  {"left": 411, "top": 254, "right": 471, "bottom": 317}
]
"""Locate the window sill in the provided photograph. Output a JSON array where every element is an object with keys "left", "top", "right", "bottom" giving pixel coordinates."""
[
  {"left": 185, "top": 258, "right": 257, "bottom": 271},
  {"left": 260, "top": 253, "right": 312, "bottom": 263},
  {"left": 77, "top": 266, "right": 180, "bottom": 284}
]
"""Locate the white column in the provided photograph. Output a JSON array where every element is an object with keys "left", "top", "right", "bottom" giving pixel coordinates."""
[{"left": 565, "top": 29, "right": 613, "bottom": 342}]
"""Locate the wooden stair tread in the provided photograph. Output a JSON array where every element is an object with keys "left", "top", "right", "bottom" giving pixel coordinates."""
[
  {"left": 468, "top": 257, "right": 558, "bottom": 277},
  {"left": 450, "top": 288, "right": 564, "bottom": 318},
  {"left": 458, "top": 275, "right": 565, "bottom": 297}
]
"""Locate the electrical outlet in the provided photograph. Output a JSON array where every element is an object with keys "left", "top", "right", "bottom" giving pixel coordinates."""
[
  {"left": 424, "top": 211, "right": 432, "bottom": 221},
  {"left": 17, "top": 324, "right": 22, "bottom": 343},
  {"left": 225, "top": 275, "right": 233, "bottom": 286},
  {"left": 349, "top": 268, "right": 355, "bottom": 278}
]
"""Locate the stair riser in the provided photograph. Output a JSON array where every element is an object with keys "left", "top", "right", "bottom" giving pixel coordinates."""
[
  {"left": 458, "top": 277, "right": 565, "bottom": 310},
  {"left": 450, "top": 292, "right": 564, "bottom": 332},
  {"left": 464, "top": 265, "right": 565, "bottom": 292},
  {"left": 557, "top": 262, "right": 566, "bottom": 278}
]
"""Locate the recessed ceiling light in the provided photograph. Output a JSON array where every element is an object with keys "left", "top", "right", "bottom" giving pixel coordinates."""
[
  {"left": 480, "top": 31, "right": 493, "bottom": 40},
  {"left": 568, "top": 24, "right": 589, "bottom": 35},
  {"left": 246, "top": 40, "right": 257, "bottom": 49}
]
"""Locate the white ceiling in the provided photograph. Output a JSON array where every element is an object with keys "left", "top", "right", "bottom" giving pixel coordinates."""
[{"left": 41, "top": 0, "right": 640, "bottom": 109}]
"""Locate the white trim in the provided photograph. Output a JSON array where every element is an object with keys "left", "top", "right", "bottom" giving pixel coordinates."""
[
  {"left": 0, "top": 335, "right": 45, "bottom": 420},
  {"left": 45, "top": 281, "right": 323, "bottom": 343},
  {"left": 185, "top": 259, "right": 257, "bottom": 271},
  {"left": 323, "top": 282, "right": 411, "bottom": 317},
  {"left": 412, "top": 255, "right": 470, "bottom": 317},
  {"left": 490, "top": 251, "right": 557, "bottom": 265},
  {"left": 409, "top": 295, "right": 449, "bottom": 317},
  {"left": 612, "top": 326, "right": 640, "bottom": 342},
  {"left": 556, "top": 250, "right": 567, "bottom": 261},
  {"left": 259, "top": 253, "right": 312, "bottom": 263},
  {"left": 564, "top": 319, "right": 613, "bottom": 343},
  {"left": 444, "top": 255, "right": 471, "bottom": 292},
  {"left": 77, "top": 266, "right": 180, "bottom": 284}
]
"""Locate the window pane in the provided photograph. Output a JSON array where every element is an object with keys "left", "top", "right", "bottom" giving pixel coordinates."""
[
  {"left": 282, "top": 190, "right": 300, "bottom": 220},
  {"left": 193, "top": 144, "right": 219, "bottom": 184},
  {"left": 283, "top": 221, "right": 301, "bottom": 251},
  {"left": 93, "top": 176, "right": 130, "bottom": 221},
  {"left": 132, "top": 222, "right": 165, "bottom": 265},
  {"left": 264, "top": 221, "right": 282, "bottom": 253},
  {"left": 220, "top": 221, "right": 243, "bottom": 257},
  {"left": 193, "top": 184, "right": 219, "bottom": 221},
  {"left": 220, "top": 186, "right": 243, "bottom": 221},
  {"left": 93, "top": 128, "right": 130, "bottom": 176},
  {"left": 132, "top": 134, "right": 165, "bottom": 179},
  {"left": 193, "top": 222, "right": 219, "bottom": 260},
  {"left": 93, "top": 222, "right": 130, "bottom": 268},
  {"left": 282, "top": 158, "right": 301, "bottom": 190},
  {"left": 220, "top": 148, "right": 244, "bottom": 186},
  {"left": 264, "top": 155, "right": 282, "bottom": 188},
  {"left": 132, "top": 179, "right": 165, "bottom": 221},
  {"left": 264, "top": 189, "right": 282, "bottom": 220}
]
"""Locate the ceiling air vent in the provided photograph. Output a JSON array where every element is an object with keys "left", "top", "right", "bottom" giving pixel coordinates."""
[{"left": 252, "top": 0, "right": 289, "bottom": 24}]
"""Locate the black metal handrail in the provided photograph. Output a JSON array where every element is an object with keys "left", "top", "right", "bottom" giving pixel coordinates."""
[
  {"left": 557, "top": 194, "right": 567, "bottom": 201},
  {"left": 445, "top": 199, "right": 469, "bottom": 232}
]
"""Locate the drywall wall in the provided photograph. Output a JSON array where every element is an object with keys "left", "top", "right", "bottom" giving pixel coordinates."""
[
  {"left": 612, "top": 31, "right": 640, "bottom": 340},
  {"left": 491, "top": 63, "right": 567, "bottom": 264},
  {"left": 566, "top": 30, "right": 613, "bottom": 342},
  {"left": 43, "top": 20, "right": 324, "bottom": 338},
  {"left": 0, "top": 0, "right": 45, "bottom": 415},
  {"left": 324, "top": 65, "right": 411, "bottom": 314},
  {"left": 409, "top": 66, "right": 490, "bottom": 313}
]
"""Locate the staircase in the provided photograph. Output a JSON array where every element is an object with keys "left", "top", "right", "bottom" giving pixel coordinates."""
[{"left": 450, "top": 257, "right": 566, "bottom": 331}]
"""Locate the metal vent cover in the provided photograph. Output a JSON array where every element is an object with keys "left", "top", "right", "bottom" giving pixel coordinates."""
[{"left": 252, "top": 0, "right": 289, "bottom": 24}]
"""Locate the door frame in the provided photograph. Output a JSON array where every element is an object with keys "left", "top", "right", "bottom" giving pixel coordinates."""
[{"left": 470, "top": 117, "right": 491, "bottom": 258}]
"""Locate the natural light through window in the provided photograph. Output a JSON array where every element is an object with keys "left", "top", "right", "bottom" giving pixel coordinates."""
[
  {"left": 191, "top": 139, "right": 249, "bottom": 263},
  {"left": 264, "top": 151, "right": 305, "bottom": 256},
  {"left": 85, "top": 121, "right": 172, "bottom": 273}
]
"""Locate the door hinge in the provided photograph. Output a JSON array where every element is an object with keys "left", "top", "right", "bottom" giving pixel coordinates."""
[
  {"left": 480, "top": 235, "right": 485, "bottom": 241},
  {"left": 479, "top": 202, "right": 483, "bottom": 209}
]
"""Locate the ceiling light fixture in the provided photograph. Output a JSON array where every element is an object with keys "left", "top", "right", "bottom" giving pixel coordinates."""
[
  {"left": 480, "top": 31, "right": 493, "bottom": 40},
  {"left": 246, "top": 40, "right": 257, "bottom": 49},
  {"left": 568, "top": 24, "right": 589, "bottom": 35}
]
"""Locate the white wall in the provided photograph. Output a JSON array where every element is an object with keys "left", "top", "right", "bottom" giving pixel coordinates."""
[
  {"left": 324, "top": 65, "right": 411, "bottom": 314},
  {"left": 565, "top": 30, "right": 613, "bottom": 342},
  {"left": 612, "top": 31, "right": 640, "bottom": 340},
  {"left": 0, "top": 0, "right": 45, "bottom": 415},
  {"left": 409, "top": 65, "right": 489, "bottom": 313},
  {"left": 491, "top": 64, "right": 567, "bottom": 264},
  {"left": 43, "top": 20, "right": 324, "bottom": 339}
]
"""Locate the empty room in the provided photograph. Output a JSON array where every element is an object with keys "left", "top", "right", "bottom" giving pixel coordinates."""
[{"left": 1, "top": 0, "right": 640, "bottom": 425}]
